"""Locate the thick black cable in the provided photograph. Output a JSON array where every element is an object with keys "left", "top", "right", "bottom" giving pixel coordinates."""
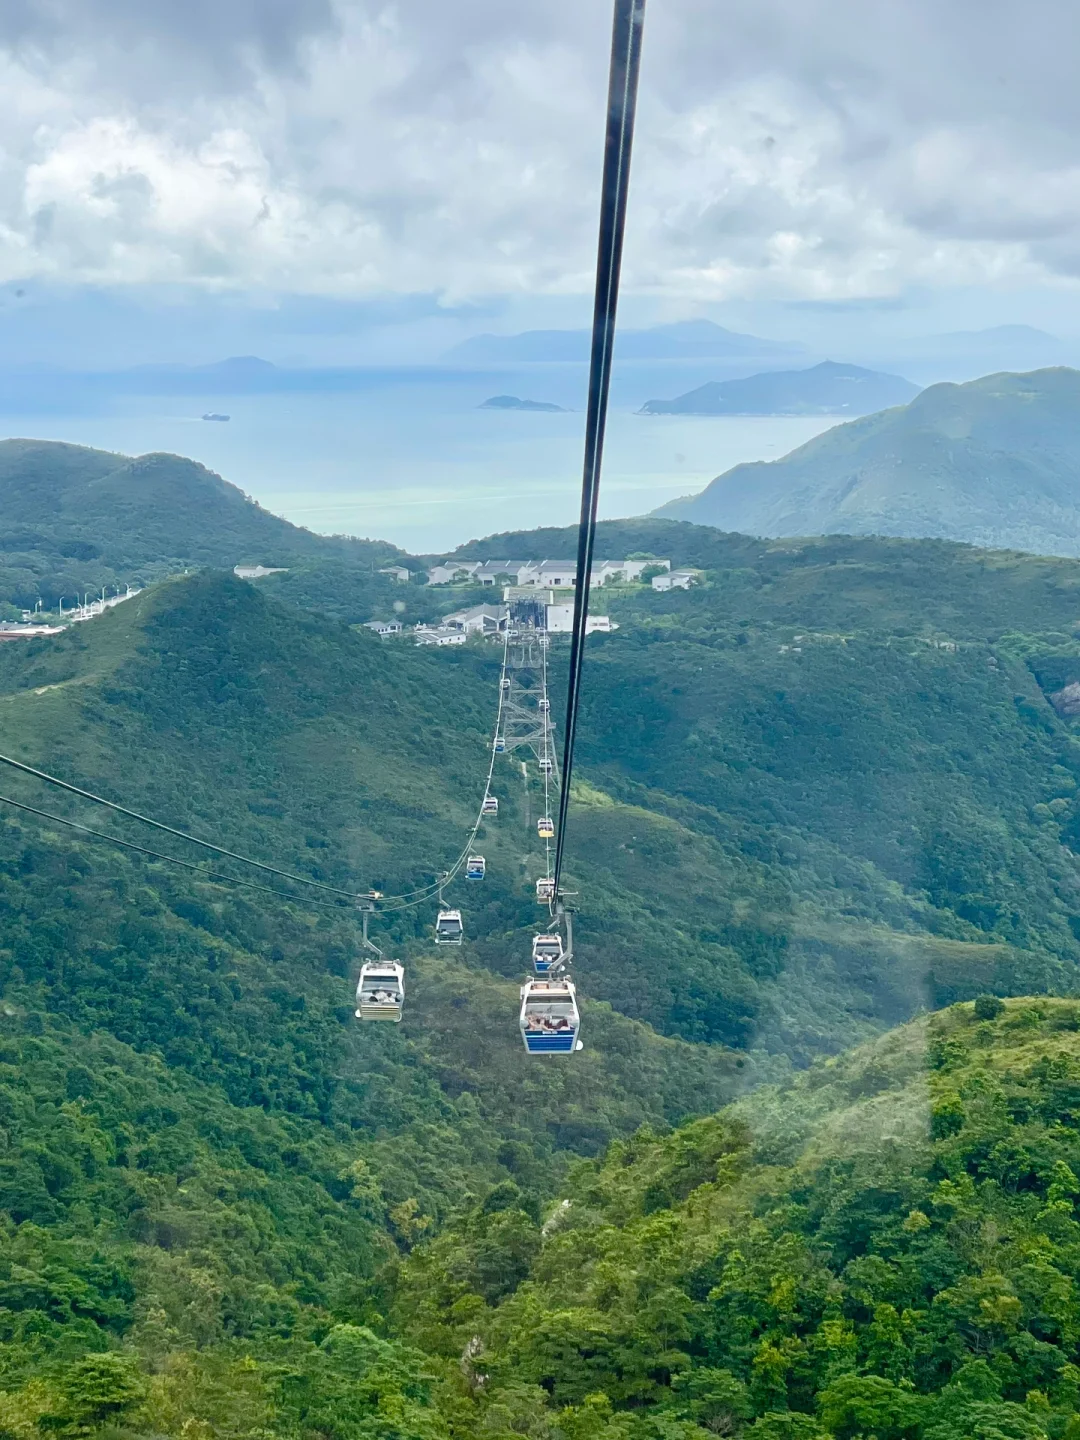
[
  {"left": 0, "top": 792, "right": 353, "bottom": 911},
  {"left": 552, "top": 0, "right": 645, "bottom": 904},
  {"left": 0, "top": 750, "right": 363, "bottom": 899}
]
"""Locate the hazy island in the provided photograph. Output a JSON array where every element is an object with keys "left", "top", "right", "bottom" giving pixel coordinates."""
[
  {"left": 640, "top": 360, "right": 919, "bottom": 417},
  {"left": 479, "top": 394, "right": 568, "bottom": 412}
]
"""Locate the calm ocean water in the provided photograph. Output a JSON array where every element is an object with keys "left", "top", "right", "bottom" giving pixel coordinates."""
[{"left": 0, "top": 382, "right": 836, "bottom": 553}]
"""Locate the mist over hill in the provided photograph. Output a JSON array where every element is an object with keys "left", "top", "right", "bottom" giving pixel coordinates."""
[{"left": 655, "top": 367, "right": 1080, "bottom": 555}]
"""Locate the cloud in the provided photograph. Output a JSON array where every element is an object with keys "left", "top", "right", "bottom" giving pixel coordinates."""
[{"left": 0, "top": 0, "right": 1077, "bottom": 301}]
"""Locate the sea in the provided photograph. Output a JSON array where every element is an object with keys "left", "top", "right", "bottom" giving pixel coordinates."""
[{"left": 0, "top": 376, "right": 836, "bottom": 554}]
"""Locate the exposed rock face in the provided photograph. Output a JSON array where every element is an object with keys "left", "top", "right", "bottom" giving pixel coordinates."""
[{"left": 1049, "top": 681, "right": 1080, "bottom": 716}]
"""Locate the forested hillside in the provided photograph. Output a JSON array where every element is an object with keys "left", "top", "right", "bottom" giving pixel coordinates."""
[
  {"left": 393, "top": 996, "right": 1080, "bottom": 1438},
  {"left": 0, "top": 439, "right": 402, "bottom": 612},
  {"left": 1, "top": 509, "right": 1080, "bottom": 1434}
]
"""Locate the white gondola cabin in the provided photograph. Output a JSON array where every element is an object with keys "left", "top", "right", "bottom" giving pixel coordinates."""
[
  {"left": 482, "top": 796, "right": 499, "bottom": 816},
  {"left": 355, "top": 961, "right": 405, "bottom": 1022},
  {"left": 466, "top": 855, "right": 486, "bottom": 880},
  {"left": 539, "top": 757, "right": 553, "bottom": 775},
  {"left": 494, "top": 736, "right": 506, "bottom": 753},
  {"left": 501, "top": 677, "right": 511, "bottom": 692},
  {"left": 519, "top": 978, "right": 581, "bottom": 1054},
  {"left": 539, "top": 698, "right": 550, "bottom": 712},
  {"left": 435, "top": 908, "right": 464, "bottom": 944},
  {"left": 537, "top": 816, "right": 555, "bottom": 839},
  {"left": 532, "top": 933, "right": 564, "bottom": 974},
  {"left": 536, "top": 877, "right": 555, "bottom": 903}
]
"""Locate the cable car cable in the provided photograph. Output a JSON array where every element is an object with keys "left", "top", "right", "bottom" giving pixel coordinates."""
[
  {"left": 0, "top": 792, "right": 354, "bottom": 911},
  {"left": 0, "top": 750, "right": 364, "bottom": 900},
  {"left": 552, "top": 0, "right": 645, "bottom": 905}
]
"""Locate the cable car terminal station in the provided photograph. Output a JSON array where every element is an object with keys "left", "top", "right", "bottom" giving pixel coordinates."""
[{"left": 355, "top": 594, "right": 584, "bottom": 1054}]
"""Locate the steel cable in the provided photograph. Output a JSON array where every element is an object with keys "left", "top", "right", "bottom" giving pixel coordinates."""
[{"left": 552, "top": 0, "right": 645, "bottom": 905}]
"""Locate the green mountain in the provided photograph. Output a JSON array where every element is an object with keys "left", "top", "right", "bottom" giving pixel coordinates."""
[
  {"left": 0, "top": 439, "right": 401, "bottom": 612},
  {"left": 655, "top": 368, "right": 1080, "bottom": 556},
  {"left": 639, "top": 361, "right": 919, "bottom": 417}
]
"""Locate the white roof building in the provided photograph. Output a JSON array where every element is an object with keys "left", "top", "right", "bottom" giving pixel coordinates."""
[
  {"left": 652, "top": 570, "right": 700, "bottom": 592},
  {"left": 363, "top": 620, "right": 403, "bottom": 635},
  {"left": 443, "top": 604, "right": 507, "bottom": 634},
  {"left": 414, "top": 626, "right": 468, "bottom": 646},
  {"left": 379, "top": 566, "right": 411, "bottom": 582}
]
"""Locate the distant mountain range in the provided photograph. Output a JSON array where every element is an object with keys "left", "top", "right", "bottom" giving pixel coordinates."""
[
  {"left": 444, "top": 319, "right": 801, "bottom": 365},
  {"left": 640, "top": 361, "right": 919, "bottom": 417},
  {"left": 655, "top": 367, "right": 1080, "bottom": 557}
]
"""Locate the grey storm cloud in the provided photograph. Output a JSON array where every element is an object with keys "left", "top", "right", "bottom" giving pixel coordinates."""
[
  {"left": 0, "top": 0, "right": 339, "bottom": 89},
  {"left": 0, "top": 0, "right": 1078, "bottom": 298}
]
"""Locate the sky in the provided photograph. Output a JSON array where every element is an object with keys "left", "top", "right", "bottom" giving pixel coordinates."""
[{"left": 2, "top": 0, "right": 1080, "bottom": 363}]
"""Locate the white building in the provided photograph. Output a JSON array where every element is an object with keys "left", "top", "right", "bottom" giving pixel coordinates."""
[
  {"left": 652, "top": 569, "right": 699, "bottom": 592},
  {"left": 472, "top": 561, "right": 518, "bottom": 586},
  {"left": 234, "top": 565, "right": 288, "bottom": 579},
  {"left": 443, "top": 604, "right": 507, "bottom": 635},
  {"left": 363, "top": 620, "right": 403, "bottom": 636},
  {"left": 516, "top": 561, "right": 579, "bottom": 588},
  {"left": 379, "top": 566, "right": 411, "bottom": 583},
  {"left": 428, "top": 556, "right": 671, "bottom": 589},
  {"left": 545, "top": 603, "right": 617, "bottom": 634},
  {"left": 592, "top": 559, "right": 670, "bottom": 585},
  {"left": 426, "top": 562, "right": 481, "bottom": 586},
  {"left": 414, "top": 626, "right": 468, "bottom": 646}
]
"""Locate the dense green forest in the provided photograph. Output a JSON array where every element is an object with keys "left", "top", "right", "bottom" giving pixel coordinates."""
[
  {"left": 392, "top": 996, "right": 1080, "bottom": 1438},
  {"left": 3, "top": 480, "right": 1080, "bottom": 1433}
]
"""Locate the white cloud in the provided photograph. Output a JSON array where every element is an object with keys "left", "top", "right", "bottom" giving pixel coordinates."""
[{"left": 0, "top": 0, "right": 1078, "bottom": 301}]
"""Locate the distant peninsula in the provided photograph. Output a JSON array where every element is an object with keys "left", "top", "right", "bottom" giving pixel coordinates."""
[
  {"left": 479, "top": 395, "right": 568, "bottom": 413},
  {"left": 640, "top": 361, "right": 919, "bottom": 417}
]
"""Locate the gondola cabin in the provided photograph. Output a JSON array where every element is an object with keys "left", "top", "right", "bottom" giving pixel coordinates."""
[
  {"left": 494, "top": 736, "right": 506, "bottom": 753},
  {"left": 482, "top": 796, "right": 499, "bottom": 816},
  {"left": 536, "top": 877, "right": 555, "bottom": 903},
  {"left": 355, "top": 961, "right": 405, "bottom": 1022},
  {"left": 539, "top": 758, "right": 553, "bottom": 775},
  {"left": 539, "top": 698, "right": 550, "bottom": 712},
  {"left": 466, "top": 855, "right": 486, "bottom": 880},
  {"left": 537, "top": 816, "right": 555, "bottom": 839},
  {"left": 532, "top": 933, "right": 564, "bottom": 974},
  {"left": 435, "top": 908, "right": 464, "bottom": 944},
  {"left": 501, "top": 677, "right": 511, "bottom": 692},
  {"left": 519, "top": 978, "right": 581, "bottom": 1054}
]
